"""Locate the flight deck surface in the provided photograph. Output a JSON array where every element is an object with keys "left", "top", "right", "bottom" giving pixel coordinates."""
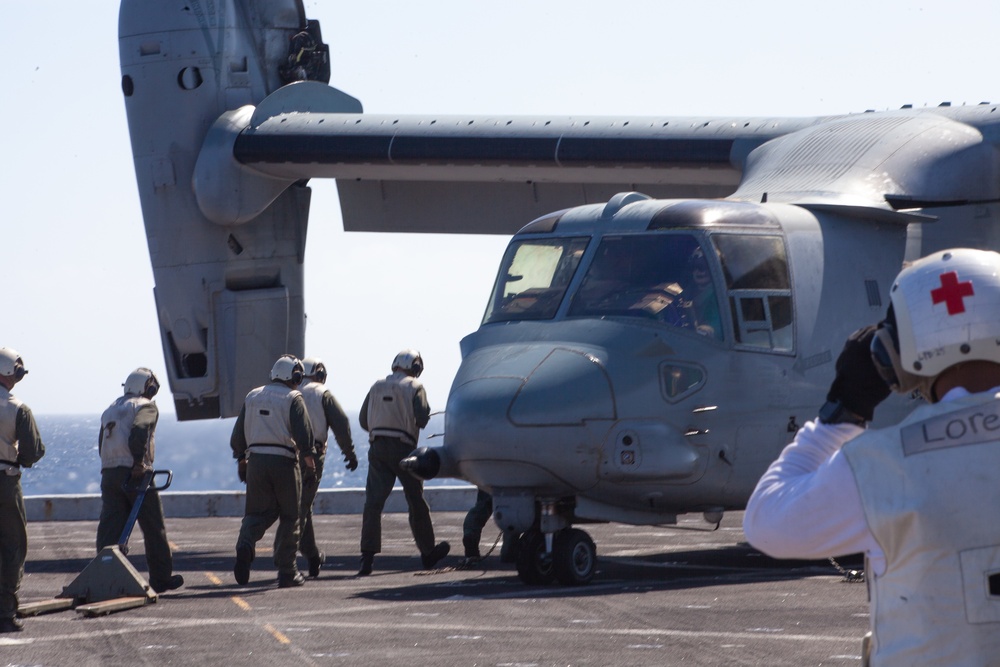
[{"left": 8, "top": 511, "right": 868, "bottom": 666}]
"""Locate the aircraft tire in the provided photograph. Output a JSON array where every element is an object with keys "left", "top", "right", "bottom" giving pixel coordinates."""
[
  {"left": 552, "top": 528, "right": 596, "bottom": 585},
  {"left": 515, "top": 529, "right": 555, "bottom": 585}
]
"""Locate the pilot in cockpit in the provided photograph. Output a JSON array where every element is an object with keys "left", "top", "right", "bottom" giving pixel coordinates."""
[{"left": 682, "top": 246, "right": 722, "bottom": 338}]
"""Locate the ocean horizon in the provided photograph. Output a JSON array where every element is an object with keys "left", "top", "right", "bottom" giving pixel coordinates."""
[{"left": 23, "top": 412, "right": 454, "bottom": 496}]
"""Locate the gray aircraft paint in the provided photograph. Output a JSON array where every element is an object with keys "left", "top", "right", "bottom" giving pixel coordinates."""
[{"left": 119, "top": 0, "right": 1000, "bottom": 583}]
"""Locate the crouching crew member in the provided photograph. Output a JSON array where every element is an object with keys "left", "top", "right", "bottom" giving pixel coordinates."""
[{"left": 231, "top": 355, "right": 315, "bottom": 588}]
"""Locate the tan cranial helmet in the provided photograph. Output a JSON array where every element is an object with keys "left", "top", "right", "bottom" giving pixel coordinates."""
[
  {"left": 392, "top": 349, "right": 424, "bottom": 377},
  {"left": 872, "top": 248, "right": 1000, "bottom": 399},
  {"left": 123, "top": 368, "right": 160, "bottom": 399}
]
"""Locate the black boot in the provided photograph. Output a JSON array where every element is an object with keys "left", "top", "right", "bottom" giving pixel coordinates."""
[
  {"left": 357, "top": 551, "right": 374, "bottom": 576},
  {"left": 152, "top": 574, "right": 185, "bottom": 593},
  {"left": 0, "top": 617, "right": 23, "bottom": 633},
  {"left": 422, "top": 541, "right": 451, "bottom": 569},
  {"left": 234, "top": 545, "right": 253, "bottom": 585},
  {"left": 308, "top": 551, "right": 325, "bottom": 578},
  {"left": 278, "top": 571, "right": 305, "bottom": 588}
]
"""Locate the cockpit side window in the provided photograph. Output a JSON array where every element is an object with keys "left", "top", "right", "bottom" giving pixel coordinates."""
[
  {"left": 567, "top": 233, "right": 724, "bottom": 340},
  {"left": 712, "top": 234, "right": 793, "bottom": 352},
  {"left": 483, "top": 237, "right": 589, "bottom": 324}
]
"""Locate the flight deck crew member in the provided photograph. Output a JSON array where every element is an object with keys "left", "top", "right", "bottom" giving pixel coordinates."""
[
  {"left": 357, "top": 349, "right": 449, "bottom": 576},
  {"left": 744, "top": 248, "right": 1000, "bottom": 666},
  {"left": 297, "top": 357, "right": 358, "bottom": 577},
  {"left": 461, "top": 489, "right": 518, "bottom": 565},
  {"left": 97, "top": 368, "right": 183, "bottom": 594},
  {"left": 231, "top": 355, "right": 316, "bottom": 588},
  {"left": 0, "top": 348, "right": 45, "bottom": 633}
]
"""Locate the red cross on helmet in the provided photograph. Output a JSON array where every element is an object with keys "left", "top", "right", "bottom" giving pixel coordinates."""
[{"left": 882, "top": 248, "right": 1000, "bottom": 394}]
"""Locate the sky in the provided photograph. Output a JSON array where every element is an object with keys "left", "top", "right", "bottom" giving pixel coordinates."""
[{"left": 4, "top": 0, "right": 1000, "bottom": 418}]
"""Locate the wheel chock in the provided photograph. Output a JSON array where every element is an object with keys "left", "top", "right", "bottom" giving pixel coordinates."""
[
  {"left": 60, "top": 545, "right": 157, "bottom": 605},
  {"left": 75, "top": 596, "right": 152, "bottom": 618},
  {"left": 17, "top": 598, "right": 75, "bottom": 617}
]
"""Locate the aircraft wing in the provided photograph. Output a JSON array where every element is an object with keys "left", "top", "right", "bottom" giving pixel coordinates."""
[
  {"left": 119, "top": 0, "right": 1000, "bottom": 420},
  {"left": 209, "top": 83, "right": 820, "bottom": 233}
]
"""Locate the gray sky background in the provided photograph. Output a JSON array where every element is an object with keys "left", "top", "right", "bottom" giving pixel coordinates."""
[{"left": 4, "top": 0, "right": 999, "bottom": 417}]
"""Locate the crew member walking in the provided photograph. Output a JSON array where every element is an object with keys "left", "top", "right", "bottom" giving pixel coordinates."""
[
  {"left": 231, "top": 355, "right": 315, "bottom": 588},
  {"left": 357, "top": 349, "right": 449, "bottom": 576},
  {"left": 297, "top": 357, "right": 358, "bottom": 577},
  {"left": 0, "top": 348, "right": 45, "bottom": 633},
  {"left": 97, "top": 368, "right": 183, "bottom": 594}
]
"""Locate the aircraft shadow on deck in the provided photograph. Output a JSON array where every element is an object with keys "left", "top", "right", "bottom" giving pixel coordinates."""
[{"left": 350, "top": 545, "right": 864, "bottom": 602}]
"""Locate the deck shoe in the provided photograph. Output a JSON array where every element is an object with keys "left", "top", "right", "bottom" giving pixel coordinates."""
[
  {"left": 357, "top": 552, "right": 374, "bottom": 576},
  {"left": 422, "top": 541, "right": 451, "bottom": 569},
  {"left": 152, "top": 574, "right": 185, "bottom": 593},
  {"left": 0, "top": 617, "right": 23, "bottom": 633},
  {"left": 308, "top": 551, "right": 325, "bottom": 578},
  {"left": 234, "top": 545, "right": 253, "bottom": 585},
  {"left": 278, "top": 571, "right": 305, "bottom": 588}
]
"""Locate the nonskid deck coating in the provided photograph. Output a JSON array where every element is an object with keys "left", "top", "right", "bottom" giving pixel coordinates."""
[{"left": 8, "top": 511, "right": 868, "bottom": 666}]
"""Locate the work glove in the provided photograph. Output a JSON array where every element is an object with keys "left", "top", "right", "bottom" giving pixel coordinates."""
[
  {"left": 130, "top": 461, "right": 146, "bottom": 481},
  {"left": 237, "top": 458, "right": 247, "bottom": 484},
  {"left": 826, "top": 325, "right": 892, "bottom": 422},
  {"left": 344, "top": 451, "right": 359, "bottom": 472}
]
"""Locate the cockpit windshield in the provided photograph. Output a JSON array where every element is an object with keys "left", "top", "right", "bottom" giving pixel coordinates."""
[
  {"left": 483, "top": 237, "right": 589, "bottom": 324},
  {"left": 568, "top": 233, "right": 723, "bottom": 339}
]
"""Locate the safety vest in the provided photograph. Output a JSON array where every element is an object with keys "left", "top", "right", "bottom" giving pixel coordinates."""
[
  {"left": 842, "top": 391, "right": 1000, "bottom": 666},
  {"left": 244, "top": 383, "right": 300, "bottom": 459},
  {"left": 299, "top": 380, "right": 329, "bottom": 446},
  {"left": 366, "top": 372, "right": 421, "bottom": 445},
  {"left": 100, "top": 395, "right": 155, "bottom": 470},
  {"left": 0, "top": 386, "right": 22, "bottom": 470}
]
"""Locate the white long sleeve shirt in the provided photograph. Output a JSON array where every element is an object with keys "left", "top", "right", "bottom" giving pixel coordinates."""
[{"left": 743, "top": 388, "right": 981, "bottom": 576}]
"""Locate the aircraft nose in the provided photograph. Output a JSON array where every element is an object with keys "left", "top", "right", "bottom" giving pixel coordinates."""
[
  {"left": 451, "top": 344, "right": 615, "bottom": 428},
  {"left": 443, "top": 344, "right": 616, "bottom": 488}
]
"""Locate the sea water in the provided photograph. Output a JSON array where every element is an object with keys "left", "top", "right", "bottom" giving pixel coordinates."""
[{"left": 23, "top": 412, "right": 450, "bottom": 496}]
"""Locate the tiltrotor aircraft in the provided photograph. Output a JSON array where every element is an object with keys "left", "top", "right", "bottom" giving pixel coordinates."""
[{"left": 119, "top": 0, "right": 1000, "bottom": 583}]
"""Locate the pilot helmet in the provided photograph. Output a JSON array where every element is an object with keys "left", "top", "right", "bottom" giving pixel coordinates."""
[
  {"left": 392, "top": 349, "right": 424, "bottom": 377},
  {"left": 123, "top": 367, "right": 160, "bottom": 399},
  {"left": 302, "top": 357, "right": 327, "bottom": 383},
  {"left": 0, "top": 348, "right": 27, "bottom": 382},
  {"left": 271, "top": 354, "right": 304, "bottom": 384},
  {"left": 871, "top": 248, "right": 1000, "bottom": 400},
  {"left": 688, "top": 246, "right": 709, "bottom": 272}
]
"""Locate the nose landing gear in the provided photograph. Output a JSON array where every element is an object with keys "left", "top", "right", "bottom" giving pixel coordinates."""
[{"left": 515, "top": 527, "right": 597, "bottom": 585}]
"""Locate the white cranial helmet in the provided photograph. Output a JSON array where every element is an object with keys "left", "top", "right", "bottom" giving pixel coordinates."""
[
  {"left": 301, "top": 357, "right": 327, "bottom": 382},
  {"left": 0, "top": 348, "right": 26, "bottom": 381},
  {"left": 271, "top": 354, "right": 304, "bottom": 384},
  {"left": 392, "top": 349, "right": 424, "bottom": 377},
  {"left": 874, "top": 248, "right": 1000, "bottom": 398},
  {"left": 123, "top": 368, "right": 160, "bottom": 398}
]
